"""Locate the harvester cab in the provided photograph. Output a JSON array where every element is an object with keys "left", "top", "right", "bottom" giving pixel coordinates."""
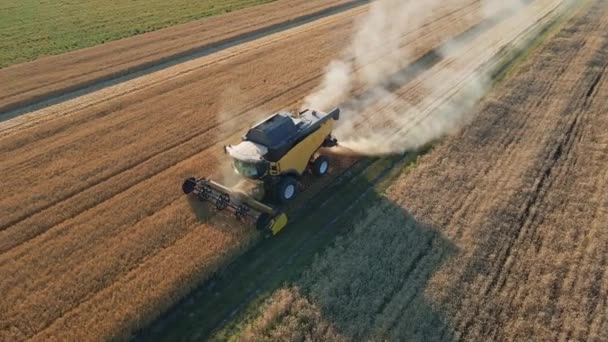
[{"left": 183, "top": 108, "right": 340, "bottom": 235}]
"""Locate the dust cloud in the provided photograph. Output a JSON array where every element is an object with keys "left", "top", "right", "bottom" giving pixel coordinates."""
[
  {"left": 214, "top": 85, "right": 256, "bottom": 186},
  {"left": 303, "top": 0, "right": 538, "bottom": 155}
]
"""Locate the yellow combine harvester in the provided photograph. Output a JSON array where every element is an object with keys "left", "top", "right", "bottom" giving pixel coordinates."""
[{"left": 183, "top": 108, "right": 340, "bottom": 235}]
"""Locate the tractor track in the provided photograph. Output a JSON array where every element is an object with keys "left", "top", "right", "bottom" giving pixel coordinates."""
[
  {"left": 454, "top": 8, "right": 608, "bottom": 338},
  {"left": 498, "top": 30, "right": 608, "bottom": 341},
  {"left": 0, "top": 0, "right": 480, "bottom": 139}
]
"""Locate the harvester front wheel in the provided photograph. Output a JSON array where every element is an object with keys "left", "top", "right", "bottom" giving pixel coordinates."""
[
  {"left": 312, "top": 156, "right": 330, "bottom": 177},
  {"left": 276, "top": 176, "right": 298, "bottom": 204}
]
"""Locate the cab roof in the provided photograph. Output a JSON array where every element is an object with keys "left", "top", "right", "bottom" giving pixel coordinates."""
[
  {"left": 244, "top": 109, "right": 328, "bottom": 149},
  {"left": 236, "top": 108, "right": 339, "bottom": 162}
]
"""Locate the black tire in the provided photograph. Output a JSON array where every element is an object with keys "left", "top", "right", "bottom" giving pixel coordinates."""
[
  {"left": 256, "top": 213, "right": 272, "bottom": 232},
  {"left": 312, "top": 156, "right": 330, "bottom": 177},
  {"left": 322, "top": 136, "right": 338, "bottom": 147},
  {"left": 276, "top": 176, "right": 298, "bottom": 204},
  {"left": 182, "top": 177, "right": 196, "bottom": 194}
]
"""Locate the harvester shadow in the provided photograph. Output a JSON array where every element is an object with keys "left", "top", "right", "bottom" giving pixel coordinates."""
[
  {"left": 135, "top": 153, "right": 458, "bottom": 341},
  {"left": 284, "top": 195, "right": 458, "bottom": 341}
]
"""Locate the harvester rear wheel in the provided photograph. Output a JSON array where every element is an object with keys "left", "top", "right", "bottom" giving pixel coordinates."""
[
  {"left": 312, "top": 156, "right": 330, "bottom": 177},
  {"left": 276, "top": 176, "right": 298, "bottom": 204}
]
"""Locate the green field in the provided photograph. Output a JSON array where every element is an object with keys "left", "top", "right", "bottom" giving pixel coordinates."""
[{"left": 0, "top": 0, "right": 276, "bottom": 68}]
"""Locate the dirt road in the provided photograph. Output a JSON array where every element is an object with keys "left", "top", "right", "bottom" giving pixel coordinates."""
[{"left": 0, "top": 0, "right": 363, "bottom": 115}]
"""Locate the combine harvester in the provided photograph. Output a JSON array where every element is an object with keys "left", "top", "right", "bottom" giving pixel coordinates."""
[{"left": 183, "top": 108, "right": 340, "bottom": 235}]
